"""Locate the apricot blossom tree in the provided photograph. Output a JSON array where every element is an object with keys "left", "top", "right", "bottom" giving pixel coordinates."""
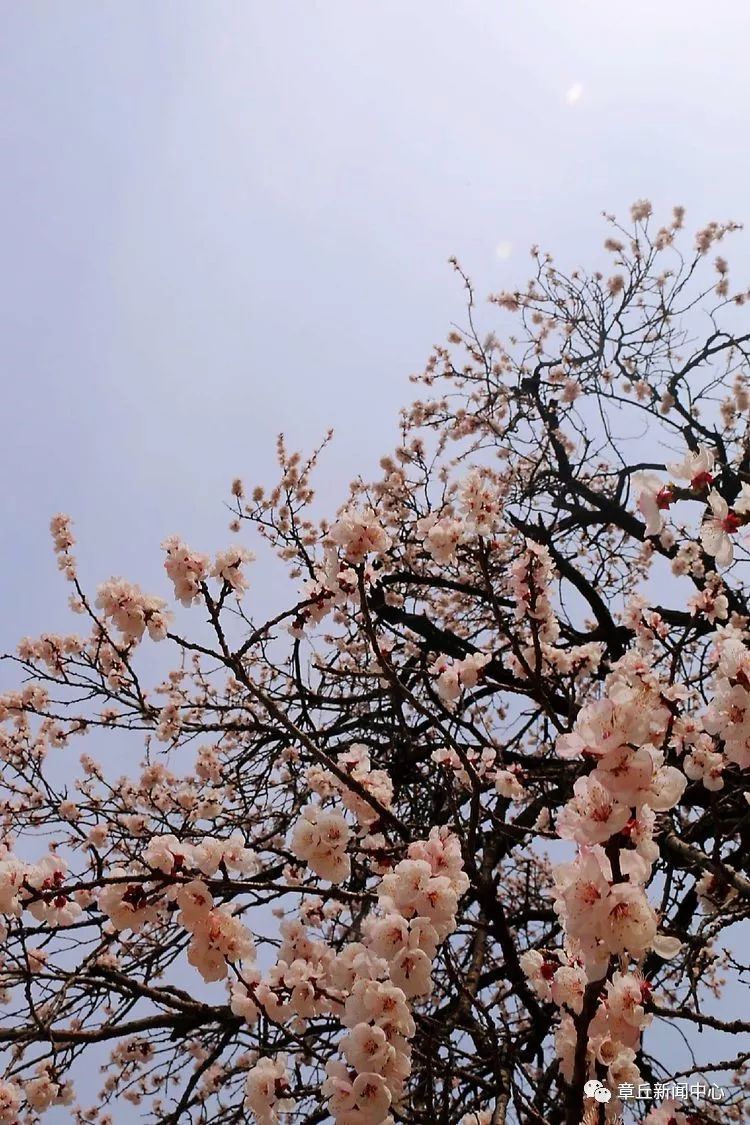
[{"left": 2, "top": 203, "right": 750, "bottom": 1125}]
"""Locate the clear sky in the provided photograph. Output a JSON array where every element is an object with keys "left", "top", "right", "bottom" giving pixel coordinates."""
[{"left": 2, "top": 2, "right": 750, "bottom": 1114}]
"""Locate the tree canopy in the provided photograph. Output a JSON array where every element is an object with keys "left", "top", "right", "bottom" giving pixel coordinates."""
[{"left": 2, "top": 202, "right": 750, "bottom": 1125}]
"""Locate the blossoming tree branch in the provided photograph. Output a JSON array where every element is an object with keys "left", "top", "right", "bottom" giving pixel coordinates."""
[{"left": 2, "top": 203, "right": 750, "bottom": 1125}]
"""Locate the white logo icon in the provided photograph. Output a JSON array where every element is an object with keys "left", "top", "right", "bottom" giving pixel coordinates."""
[{"left": 584, "top": 1079, "right": 612, "bottom": 1103}]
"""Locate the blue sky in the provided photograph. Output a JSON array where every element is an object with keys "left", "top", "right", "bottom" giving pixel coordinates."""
[{"left": 2, "top": 2, "right": 750, "bottom": 1115}]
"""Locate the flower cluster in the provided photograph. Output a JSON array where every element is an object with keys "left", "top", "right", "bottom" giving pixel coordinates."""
[
  {"left": 182, "top": 892, "right": 256, "bottom": 983},
  {"left": 508, "top": 540, "right": 557, "bottom": 629},
  {"left": 416, "top": 512, "right": 464, "bottom": 563},
  {"left": 503, "top": 541, "right": 603, "bottom": 680},
  {"left": 290, "top": 805, "right": 351, "bottom": 883},
  {"left": 95, "top": 578, "right": 172, "bottom": 644},
  {"left": 0, "top": 1081, "right": 21, "bottom": 1124},
  {"left": 329, "top": 508, "right": 392, "bottom": 564},
  {"left": 529, "top": 652, "right": 689, "bottom": 1108},
  {"left": 333, "top": 745, "right": 394, "bottom": 828},
  {"left": 429, "top": 652, "right": 491, "bottom": 703},
  {"left": 324, "top": 982, "right": 412, "bottom": 1124},
  {"left": 211, "top": 545, "right": 255, "bottom": 595},
  {"left": 143, "top": 830, "right": 259, "bottom": 878},
  {"left": 97, "top": 833, "right": 259, "bottom": 981},
  {"left": 17, "top": 631, "right": 84, "bottom": 672},
  {"left": 244, "top": 1055, "right": 293, "bottom": 1124},
  {"left": 162, "top": 536, "right": 210, "bottom": 605},
  {"left": 635, "top": 443, "right": 750, "bottom": 566},
  {"left": 322, "top": 828, "right": 467, "bottom": 1124},
  {"left": 0, "top": 851, "right": 82, "bottom": 938},
  {"left": 23, "top": 1066, "right": 74, "bottom": 1114},
  {"left": 49, "top": 512, "right": 76, "bottom": 579},
  {"left": 0, "top": 1062, "right": 72, "bottom": 1117},
  {"left": 459, "top": 470, "right": 503, "bottom": 536},
  {"left": 702, "top": 631, "right": 750, "bottom": 768}
]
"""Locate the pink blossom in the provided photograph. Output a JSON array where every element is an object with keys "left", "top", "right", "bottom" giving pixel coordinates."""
[
  {"left": 95, "top": 578, "right": 172, "bottom": 644},
  {"left": 211, "top": 546, "right": 255, "bottom": 595},
  {"left": 229, "top": 965, "right": 263, "bottom": 1025},
  {"left": 343, "top": 979, "right": 416, "bottom": 1039},
  {"left": 459, "top": 471, "right": 502, "bottom": 537},
  {"left": 603, "top": 971, "right": 652, "bottom": 1046},
  {"left": 519, "top": 949, "right": 556, "bottom": 1001},
  {"left": 244, "top": 1055, "right": 292, "bottom": 1124},
  {"left": 388, "top": 946, "right": 433, "bottom": 998},
  {"left": 494, "top": 768, "right": 527, "bottom": 801},
  {"left": 24, "top": 1067, "right": 73, "bottom": 1112},
  {"left": 185, "top": 906, "right": 255, "bottom": 982},
  {"left": 341, "top": 1022, "right": 395, "bottom": 1074},
  {"left": 601, "top": 883, "right": 658, "bottom": 958},
  {"left": 143, "top": 833, "right": 195, "bottom": 874},
  {"left": 684, "top": 743, "right": 725, "bottom": 790},
  {"left": 25, "top": 855, "right": 83, "bottom": 927},
  {"left": 0, "top": 1081, "right": 21, "bottom": 1124},
  {"left": 700, "top": 490, "right": 740, "bottom": 566},
  {"left": 667, "top": 444, "right": 715, "bottom": 488},
  {"left": 633, "top": 473, "right": 669, "bottom": 537},
  {"left": 553, "top": 848, "right": 612, "bottom": 941},
  {"left": 416, "top": 513, "right": 464, "bottom": 563},
  {"left": 322, "top": 1062, "right": 394, "bottom": 1124},
  {"left": 175, "top": 879, "right": 214, "bottom": 927},
  {"left": 162, "top": 536, "right": 210, "bottom": 605},
  {"left": 550, "top": 963, "right": 587, "bottom": 1014},
  {"left": 556, "top": 775, "right": 630, "bottom": 844},
  {"left": 0, "top": 856, "right": 25, "bottom": 917},
  {"left": 290, "top": 805, "right": 351, "bottom": 884},
  {"left": 429, "top": 652, "right": 491, "bottom": 703},
  {"left": 631, "top": 199, "right": 653, "bottom": 222},
  {"left": 100, "top": 873, "right": 160, "bottom": 933},
  {"left": 329, "top": 509, "right": 392, "bottom": 564}
]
